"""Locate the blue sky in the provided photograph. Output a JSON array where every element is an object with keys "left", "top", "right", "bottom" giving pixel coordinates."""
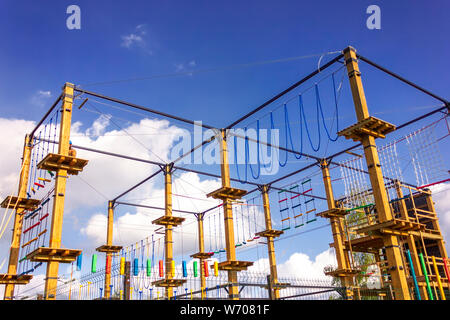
[{"left": 0, "top": 1, "right": 449, "bottom": 296}]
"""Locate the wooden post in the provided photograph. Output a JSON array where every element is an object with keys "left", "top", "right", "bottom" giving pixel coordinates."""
[
  {"left": 164, "top": 164, "right": 174, "bottom": 299},
  {"left": 44, "top": 82, "right": 74, "bottom": 300},
  {"left": 320, "top": 159, "right": 354, "bottom": 299},
  {"left": 103, "top": 200, "right": 114, "bottom": 299},
  {"left": 124, "top": 261, "right": 131, "bottom": 300},
  {"left": 219, "top": 129, "right": 239, "bottom": 300},
  {"left": 3, "top": 134, "right": 33, "bottom": 300},
  {"left": 196, "top": 214, "right": 207, "bottom": 299},
  {"left": 343, "top": 47, "right": 410, "bottom": 300},
  {"left": 260, "top": 185, "right": 280, "bottom": 299}
]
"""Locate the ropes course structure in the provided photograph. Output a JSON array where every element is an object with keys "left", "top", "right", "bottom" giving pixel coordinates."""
[{"left": 1, "top": 46, "right": 449, "bottom": 301}]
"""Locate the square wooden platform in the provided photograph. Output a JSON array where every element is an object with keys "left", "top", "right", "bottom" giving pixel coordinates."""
[
  {"left": 26, "top": 247, "right": 82, "bottom": 263},
  {"left": 152, "top": 215, "right": 185, "bottom": 226},
  {"left": 0, "top": 274, "right": 33, "bottom": 285},
  {"left": 96, "top": 245, "right": 123, "bottom": 253},
  {"left": 255, "top": 229, "right": 284, "bottom": 238},
  {"left": 316, "top": 208, "right": 349, "bottom": 219},
  {"left": 1, "top": 196, "right": 40, "bottom": 211},
  {"left": 37, "top": 153, "right": 88, "bottom": 175},
  {"left": 355, "top": 218, "right": 425, "bottom": 235},
  {"left": 217, "top": 260, "right": 253, "bottom": 271},
  {"left": 338, "top": 235, "right": 384, "bottom": 253},
  {"left": 152, "top": 279, "right": 187, "bottom": 288},
  {"left": 338, "top": 116, "right": 396, "bottom": 142},
  {"left": 190, "top": 252, "right": 214, "bottom": 259},
  {"left": 324, "top": 268, "right": 361, "bottom": 277},
  {"left": 206, "top": 186, "right": 247, "bottom": 200}
]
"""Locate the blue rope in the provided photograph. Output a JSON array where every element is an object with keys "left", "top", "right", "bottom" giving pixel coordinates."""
[
  {"left": 245, "top": 123, "right": 261, "bottom": 180},
  {"left": 300, "top": 93, "right": 321, "bottom": 151},
  {"left": 234, "top": 134, "right": 248, "bottom": 184},
  {"left": 284, "top": 104, "right": 302, "bottom": 160},
  {"left": 271, "top": 112, "right": 288, "bottom": 167},
  {"left": 316, "top": 83, "right": 339, "bottom": 142}
]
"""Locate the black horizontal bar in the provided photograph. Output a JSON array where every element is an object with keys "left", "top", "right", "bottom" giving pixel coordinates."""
[
  {"left": 357, "top": 54, "right": 450, "bottom": 105},
  {"left": 73, "top": 87, "right": 217, "bottom": 130},
  {"left": 115, "top": 201, "right": 199, "bottom": 215}
]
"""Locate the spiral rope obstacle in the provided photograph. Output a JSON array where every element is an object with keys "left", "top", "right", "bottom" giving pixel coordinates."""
[{"left": 1, "top": 46, "right": 449, "bottom": 300}]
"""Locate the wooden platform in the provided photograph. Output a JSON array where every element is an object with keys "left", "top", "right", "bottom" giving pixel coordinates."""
[
  {"left": 255, "top": 229, "right": 284, "bottom": 238},
  {"left": 316, "top": 208, "right": 349, "bottom": 219},
  {"left": 152, "top": 215, "right": 185, "bottom": 226},
  {"left": 37, "top": 153, "right": 88, "bottom": 175},
  {"left": 0, "top": 274, "right": 33, "bottom": 285},
  {"left": 338, "top": 116, "right": 396, "bottom": 142},
  {"left": 96, "top": 245, "right": 123, "bottom": 253},
  {"left": 355, "top": 218, "right": 425, "bottom": 235},
  {"left": 329, "top": 235, "right": 384, "bottom": 253},
  {"left": 206, "top": 186, "right": 247, "bottom": 200},
  {"left": 190, "top": 252, "right": 214, "bottom": 259},
  {"left": 26, "top": 247, "right": 82, "bottom": 263},
  {"left": 152, "top": 278, "right": 187, "bottom": 288},
  {"left": 325, "top": 268, "right": 361, "bottom": 277},
  {"left": 1, "top": 196, "right": 40, "bottom": 211},
  {"left": 217, "top": 260, "right": 253, "bottom": 271}
]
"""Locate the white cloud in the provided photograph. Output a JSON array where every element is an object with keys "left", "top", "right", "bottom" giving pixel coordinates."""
[
  {"left": 120, "top": 24, "right": 152, "bottom": 54},
  {"left": 430, "top": 182, "right": 450, "bottom": 252},
  {"left": 31, "top": 90, "right": 52, "bottom": 107}
]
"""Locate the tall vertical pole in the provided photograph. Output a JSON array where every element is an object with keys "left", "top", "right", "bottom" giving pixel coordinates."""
[
  {"left": 343, "top": 47, "right": 410, "bottom": 299},
  {"left": 103, "top": 200, "right": 114, "bottom": 299},
  {"left": 3, "top": 134, "right": 33, "bottom": 300},
  {"left": 44, "top": 83, "right": 74, "bottom": 300},
  {"left": 320, "top": 159, "right": 354, "bottom": 299},
  {"left": 219, "top": 129, "right": 239, "bottom": 300},
  {"left": 164, "top": 164, "right": 174, "bottom": 299},
  {"left": 260, "top": 185, "right": 280, "bottom": 299},
  {"left": 124, "top": 261, "right": 131, "bottom": 300},
  {"left": 196, "top": 214, "right": 207, "bottom": 299}
]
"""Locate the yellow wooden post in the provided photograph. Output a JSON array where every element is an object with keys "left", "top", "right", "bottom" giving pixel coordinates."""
[
  {"left": 196, "top": 214, "right": 207, "bottom": 299},
  {"left": 4, "top": 136, "right": 32, "bottom": 292},
  {"left": 343, "top": 47, "right": 410, "bottom": 299},
  {"left": 320, "top": 159, "right": 354, "bottom": 299},
  {"left": 219, "top": 129, "right": 239, "bottom": 300},
  {"left": 103, "top": 200, "right": 114, "bottom": 299},
  {"left": 260, "top": 185, "right": 280, "bottom": 299},
  {"left": 44, "top": 82, "right": 74, "bottom": 300},
  {"left": 3, "top": 134, "right": 33, "bottom": 300},
  {"left": 164, "top": 164, "right": 174, "bottom": 299}
]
